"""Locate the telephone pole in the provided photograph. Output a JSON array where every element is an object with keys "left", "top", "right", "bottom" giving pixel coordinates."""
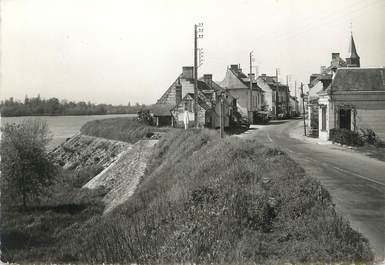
[
  {"left": 219, "top": 96, "right": 224, "bottom": 138},
  {"left": 194, "top": 23, "right": 203, "bottom": 128},
  {"left": 275, "top": 68, "right": 279, "bottom": 118},
  {"left": 300, "top": 82, "right": 306, "bottom": 136},
  {"left": 248, "top": 51, "right": 254, "bottom": 123}
]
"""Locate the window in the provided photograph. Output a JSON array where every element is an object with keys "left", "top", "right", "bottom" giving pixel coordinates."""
[{"left": 321, "top": 107, "right": 326, "bottom": 131}]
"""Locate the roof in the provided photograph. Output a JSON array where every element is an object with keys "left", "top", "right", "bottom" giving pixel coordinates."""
[
  {"left": 332, "top": 68, "right": 385, "bottom": 91},
  {"left": 171, "top": 91, "right": 213, "bottom": 111},
  {"left": 220, "top": 68, "right": 262, "bottom": 91},
  {"left": 152, "top": 104, "right": 173, "bottom": 116},
  {"left": 347, "top": 33, "right": 360, "bottom": 59}
]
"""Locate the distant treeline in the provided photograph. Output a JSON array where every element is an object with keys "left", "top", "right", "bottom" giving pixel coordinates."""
[{"left": 0, "top": 96, "right": 148, "bottom": 117}]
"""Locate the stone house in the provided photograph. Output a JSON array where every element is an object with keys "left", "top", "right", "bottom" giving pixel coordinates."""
[
  {"left": 219, "top": 64, "right": 264, "bottom": 120},
  {"left": 156, "top": 66, "right": 237, "bottom": 128}
]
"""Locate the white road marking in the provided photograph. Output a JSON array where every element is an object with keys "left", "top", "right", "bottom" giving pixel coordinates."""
[{"left": 332, "top": 166, "right": 385, "bottom": 187}]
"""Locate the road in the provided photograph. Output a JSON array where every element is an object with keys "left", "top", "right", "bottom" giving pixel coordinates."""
[{"left": 239, "top": 119, "right": 385, "bottom": 262}]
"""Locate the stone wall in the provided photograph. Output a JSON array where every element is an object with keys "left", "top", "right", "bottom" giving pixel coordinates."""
[{"left": 50, "top": 134, "right": 130, "bottom": 172}]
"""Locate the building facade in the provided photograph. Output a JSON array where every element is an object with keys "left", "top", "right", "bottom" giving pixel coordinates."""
[{"left": 219, "top": 64, "right": 263, "bottom": 119}]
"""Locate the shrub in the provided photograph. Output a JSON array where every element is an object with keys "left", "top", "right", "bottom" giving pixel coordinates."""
[
  {"left": 1, "top": 119, "right": 57, "bottom": 209},
  {"left": 329, "top": 128, "right": 363, "bottom": 146}
]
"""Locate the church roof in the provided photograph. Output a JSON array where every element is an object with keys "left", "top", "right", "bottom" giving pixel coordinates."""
[{"left": 347, "top": 33, "right": 360, "bottom": 59}]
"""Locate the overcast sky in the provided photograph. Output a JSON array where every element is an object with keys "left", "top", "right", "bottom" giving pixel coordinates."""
[{"left": 1, "top": 0, "right": 385, "bottom": 105}]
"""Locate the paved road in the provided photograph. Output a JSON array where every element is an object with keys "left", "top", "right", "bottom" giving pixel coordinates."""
[{"left": 240, "top": 119, "right": 385, "bottom": 261}]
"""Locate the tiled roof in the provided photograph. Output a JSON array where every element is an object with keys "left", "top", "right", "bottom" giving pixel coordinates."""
[{"left": 332, "top": 68, "right": 385, "bottom": 91}]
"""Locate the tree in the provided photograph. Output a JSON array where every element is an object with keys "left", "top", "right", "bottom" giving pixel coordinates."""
[{"left": 1, "top": 119, "right": 57, "bottom": 209}]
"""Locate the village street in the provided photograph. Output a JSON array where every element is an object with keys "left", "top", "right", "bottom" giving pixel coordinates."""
[{"left": 239, "top": 119, "right": 385, "bottom": 261}]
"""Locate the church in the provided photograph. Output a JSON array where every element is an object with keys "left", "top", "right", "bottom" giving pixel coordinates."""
[{"left": 308, "top": 32, "right": 385, "bottom": 140}]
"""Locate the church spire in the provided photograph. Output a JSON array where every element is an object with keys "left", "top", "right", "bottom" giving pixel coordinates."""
[{"left": 346, "top": 30, "right": 360, "bottom": 67}]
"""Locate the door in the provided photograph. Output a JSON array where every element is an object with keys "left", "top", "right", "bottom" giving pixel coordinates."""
[{"left": 339, "top": 109, "right": 351, "bottom": 130}]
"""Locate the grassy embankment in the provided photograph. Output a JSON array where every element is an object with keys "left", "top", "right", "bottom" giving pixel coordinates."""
[
  {"left": 80, "top": 117, "right": 169, "bottom": 143},
  {"left": 54, "top": 129, "right": 372, "bottom": 264},
  {"left": 0, "top": 118, "right": 161, "bottom": 262},
  {"left": 1, "top": 118, "right": 373, "bottom": 263}
]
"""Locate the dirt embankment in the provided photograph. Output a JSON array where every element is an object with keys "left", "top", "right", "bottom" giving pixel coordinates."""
[
  {"left": 50, "top": 134, "right": 131, "bottom": 172},
  {"left": 84, "top": 139, "right": 158, "bottom": 213}
]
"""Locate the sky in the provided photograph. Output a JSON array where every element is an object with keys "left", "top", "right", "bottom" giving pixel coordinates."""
[{"left": 1, "top": 0, "right": 385, "bottom": 105}]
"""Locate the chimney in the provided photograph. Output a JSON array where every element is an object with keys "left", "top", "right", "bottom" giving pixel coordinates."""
[
  {"left": 309, "top": 74, "right": 318, "bottom": 84},
  {"left": 230, "top": 64, "right": 239, "bottom": 71},
  {"left": 175, "top": 78, "right": 182, "bottom": 103},
  {"left": 332, "top": 53, "right": 340, "bottom": 60},
  {"left": 203, "top": 74, "right": 212, "bottom": 82},
  {"left": 203, "top": 74, "right": 212, "bottom": 87},
  {"left": 182, "top": 66, "right": 194, "bottom": 79}
]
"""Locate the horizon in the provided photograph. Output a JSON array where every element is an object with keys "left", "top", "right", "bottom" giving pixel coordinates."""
[{"left": 2, "top": 0, "right": 385, "bottom": 105}]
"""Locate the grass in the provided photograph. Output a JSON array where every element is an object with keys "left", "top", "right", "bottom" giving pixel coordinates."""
[
  {"left": 80, "top": 117, "right": 169, "bottom": 143},
  {"left": 0, "top": 166, "right": 106, "bottom": 262},
  {"left": 50, "top": 129, "right": 373, "bottom": 264}
]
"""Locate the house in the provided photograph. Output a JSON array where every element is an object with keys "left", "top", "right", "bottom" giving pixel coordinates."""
[
  {"left": 256, "top": 75, "right": 274, "bottom": 115},
  {"left": 258, "top": 74, "right": 290, "bottom": 118},
  {"left": 289, "top": 96, "right": 299, "bottom": 117},
  {"left": 156, "top": 66, "right": 238, "bottom": 128},
  {"left": 157, "top": 66, "right": 195, "bottom": 106},
  {"left": 318, "top": 67, "right": 385, "bottom": 140},
  {"left": 219, "top": 64, "right": 264, "bottom": 122},
  {"left": 314, "top": 32, "right": 385, "bottom": 140},
  {"left": 307, "top": 54, "right": 348, "bottom": 135},
  {"left": 171, "top": 91, "right": 213, "bottom": 128}
]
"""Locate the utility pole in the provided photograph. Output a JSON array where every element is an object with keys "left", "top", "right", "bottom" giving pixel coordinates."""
[
  {"left": 275, "top": 68, "right": 279, "bottom": 118},
  {"left": 286, "top": 75, "right": 289, "bottom": 116},
  {"left": 300, "top": 82, "right": 306, "bottom": 136},
  {"left": 295, "top": 80, "right": 297, "bottom": 115},
  {"left": 219, "top": 96, "right": 224, "bottom": 138},
  {"left": 194, "top": 23, "right": 203, "bottom": 128},
  {"left": 248, "top": 51, "right": 254, "bottom": 124}
]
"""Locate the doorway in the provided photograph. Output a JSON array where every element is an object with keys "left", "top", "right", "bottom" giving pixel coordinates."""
[{"left": 339, "top": 109, "right": 351, "bottom": 130}]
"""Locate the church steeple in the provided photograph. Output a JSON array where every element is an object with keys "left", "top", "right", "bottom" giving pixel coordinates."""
[{"left": 346, "top": 32, "right": 360, "bottom": 67}]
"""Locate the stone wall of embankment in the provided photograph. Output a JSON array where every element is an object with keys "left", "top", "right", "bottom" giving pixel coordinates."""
[{"left": 50, "top": 134, "right": 131, "bottom": 172}]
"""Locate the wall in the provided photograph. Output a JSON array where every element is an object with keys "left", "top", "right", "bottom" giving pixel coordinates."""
[
  {"left": 356, "top": 109, "right": 385, "bottom": 139},
  {"left": 171, "top": 98, "right": 206, "bottom": 128},
  {"left": 257, "top": 78, "right": 273, "bottom": 112},
  {"left": 228, "top": 89, "right": 261, "bottom": 116}
]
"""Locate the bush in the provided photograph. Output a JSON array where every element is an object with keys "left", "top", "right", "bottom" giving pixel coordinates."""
[
  {"left": 1, "top": 119, "right": 57, "bottom": 209},
  {"left": 329, "top": 128, "right": 363, "bottom": 146}
]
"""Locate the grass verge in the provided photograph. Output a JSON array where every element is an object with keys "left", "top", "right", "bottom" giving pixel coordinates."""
[{"left": 52, "top": 129, "right": 373, "bottom": 264}]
